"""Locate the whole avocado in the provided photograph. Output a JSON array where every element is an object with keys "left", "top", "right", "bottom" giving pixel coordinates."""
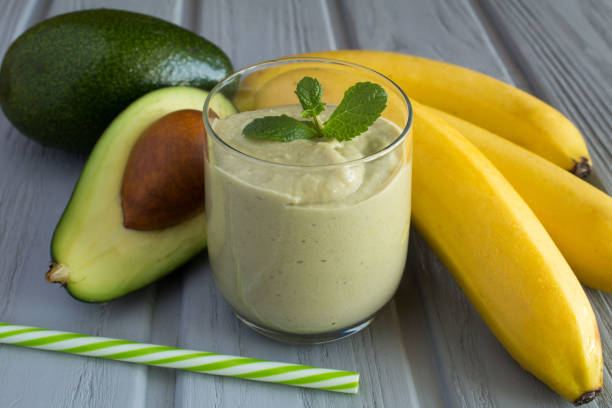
[{"left": 0, "top": 9, "right": 232, "bottom": 152}]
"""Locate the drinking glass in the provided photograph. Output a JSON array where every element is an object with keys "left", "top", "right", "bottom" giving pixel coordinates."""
[{"left": 203, "top": 58, "right": 412, "bottom": 343}]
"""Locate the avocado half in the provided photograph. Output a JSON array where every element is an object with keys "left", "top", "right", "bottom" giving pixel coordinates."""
[
  {"left": 0, "top": 9, "right": 232, "bottom": 152},
  {"left": 48, "top": 87, "right": 235, "bottom": 302}
]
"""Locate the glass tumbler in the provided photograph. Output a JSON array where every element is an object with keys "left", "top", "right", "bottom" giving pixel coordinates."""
[{"left": 203, "top": 58, "right": 413, "bottom": 343}]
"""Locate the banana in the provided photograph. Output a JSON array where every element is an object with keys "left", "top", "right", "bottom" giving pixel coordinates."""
[
  {"left": 297, "top": 50, "right": 592, "bottom": 176},
  {"left": 411, "top": 104, "right": 601, "bottom": 404},
  {"left": 426, "top": 105, "right": 612, "bottom": 293}
]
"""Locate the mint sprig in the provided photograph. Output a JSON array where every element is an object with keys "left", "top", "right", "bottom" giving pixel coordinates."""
[{"left": 243, "top": 77, "right": 387, "bottom": 142}]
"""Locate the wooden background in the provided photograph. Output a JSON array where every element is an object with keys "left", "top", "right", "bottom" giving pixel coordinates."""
[{"left": 1, "top": 0, "right": 611, "bottom": 407}]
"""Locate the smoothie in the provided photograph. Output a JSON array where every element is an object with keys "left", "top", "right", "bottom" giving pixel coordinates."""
[{"left": 205, "top": 105, "right": 411, "bottom": 335}]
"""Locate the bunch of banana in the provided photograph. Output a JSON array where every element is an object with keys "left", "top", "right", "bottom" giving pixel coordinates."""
[{"left": 237, "top": 50, "right": 612, "bottom": 404}]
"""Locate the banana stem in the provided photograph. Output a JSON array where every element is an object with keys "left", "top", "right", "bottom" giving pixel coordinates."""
[
  {"left": 572, "top": 157, "right": 592, "bottom": 178},
  {"left": 46, "top": 263, "right": 69, "bottom": 284}
]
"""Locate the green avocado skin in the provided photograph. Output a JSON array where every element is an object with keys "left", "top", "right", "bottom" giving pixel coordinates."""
[{"left": 0, "top": 8, "right": 232, "bottom": 152}]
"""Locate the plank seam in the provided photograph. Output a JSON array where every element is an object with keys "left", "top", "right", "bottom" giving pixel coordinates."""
[
  {"left": 319, "top": 0, "right": 338, "bottom": 50},
  {"left": 411, "top": 238, "right": 460, "bottom": 408},
  {"left": 324, "top": 0, "right": 357, "bottom": 49},
  {"left": 467, "top": 0, "right": 531, "bottom": 90}
]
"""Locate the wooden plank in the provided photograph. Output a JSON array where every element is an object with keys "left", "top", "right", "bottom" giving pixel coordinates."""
[{"left": 144, "top": 274, "right": 184, "bottom": 408}]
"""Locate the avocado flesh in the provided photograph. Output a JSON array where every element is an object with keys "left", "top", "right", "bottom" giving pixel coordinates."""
[
  {"left": 0, "top": 9, "right": 232, "bottom": 152},
  {"left": 50, "top": 87, "right": 236, "bottom": 302}
]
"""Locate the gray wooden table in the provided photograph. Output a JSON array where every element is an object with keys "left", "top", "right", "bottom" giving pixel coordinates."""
[{"left": 1, "top": 0, "right": 611, "bottom": 407}]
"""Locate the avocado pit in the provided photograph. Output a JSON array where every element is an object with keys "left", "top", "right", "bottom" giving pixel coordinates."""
[{"left": 121, "top": 109, "right": 206, "bottom": 230}]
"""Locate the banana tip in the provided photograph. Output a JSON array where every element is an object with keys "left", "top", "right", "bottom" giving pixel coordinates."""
[
  {"left": 46, "top": 262, "right": 69, "bottom": 284},
  {"left": 572, "top": 157, "right": 591, "bottom": 178},
  {"left": 573, "top": 388, "right": 601, "bottom": 406}
]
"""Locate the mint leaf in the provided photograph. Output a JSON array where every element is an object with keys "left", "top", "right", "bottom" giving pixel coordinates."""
[
  {"left": 295, "top": 77, "right": 325, "bottom": 120},
  {"left": 243, "top": 115, "right": 318, "bottom": 142},
  {"left": 322, "top": 82, "right": 387, "bottom": 141}
]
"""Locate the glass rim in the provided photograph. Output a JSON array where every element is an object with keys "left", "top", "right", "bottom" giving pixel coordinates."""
[{"left": 203, "top": 57, "right": 413, "bottom": 169}]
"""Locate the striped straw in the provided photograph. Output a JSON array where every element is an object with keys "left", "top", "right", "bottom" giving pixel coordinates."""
[{"left": 0, "top": 322, "right": 359, "bottom": 393}]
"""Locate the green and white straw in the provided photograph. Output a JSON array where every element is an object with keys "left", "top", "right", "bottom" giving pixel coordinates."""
[{"left": 0, "top": 322, "right": 359, "bottom": 394}]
